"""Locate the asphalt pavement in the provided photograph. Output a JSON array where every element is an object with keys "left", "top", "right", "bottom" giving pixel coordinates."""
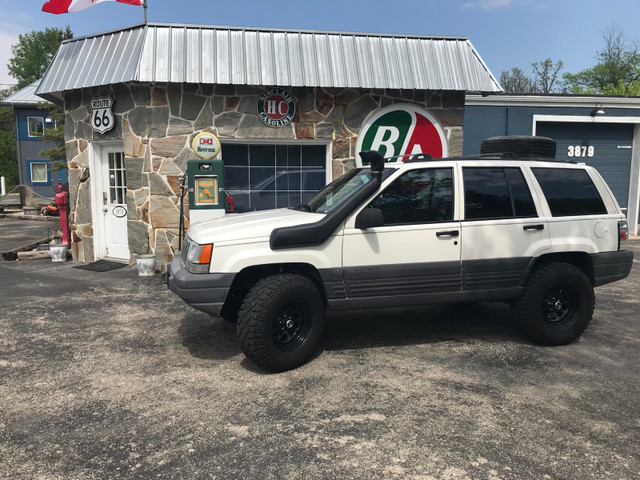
[
  {"left": 0, "top": 216, "right": 60, "bottom": 256},
  {"left": 0, "top": 217, "right": 639, "bottom": 480}
]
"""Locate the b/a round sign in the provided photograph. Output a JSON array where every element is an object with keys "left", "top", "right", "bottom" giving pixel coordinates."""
[{"left": 355, "top": 104, "right": 449, "bottom": 166}]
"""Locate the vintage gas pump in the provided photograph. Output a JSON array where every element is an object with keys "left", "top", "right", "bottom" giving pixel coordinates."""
[
  {"left": 178, "top": 132, "right": 227, "bottom": 249},
  {"left": 186, "top": 157, "right": 226, "bottom": 224}
]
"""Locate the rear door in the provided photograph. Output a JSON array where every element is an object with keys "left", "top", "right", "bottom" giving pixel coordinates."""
[{"left": 460, "top": 165, "right": 551, "bottom": 294}]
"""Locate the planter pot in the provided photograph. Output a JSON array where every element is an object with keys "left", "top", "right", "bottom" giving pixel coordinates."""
[
  {"left": 136, "top": 254, "right": 157, "bottom": 277},
  {"left": 50, "top": 244, "right": 68, "bottom": 262}
]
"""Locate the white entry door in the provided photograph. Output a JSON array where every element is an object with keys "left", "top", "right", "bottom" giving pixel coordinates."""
[{"left": 102, "top": 148, "right": 129, "bottom": 259}]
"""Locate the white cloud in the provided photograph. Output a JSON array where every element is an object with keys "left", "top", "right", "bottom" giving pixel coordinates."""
[
  {"left": 0, "top": 32, "right": 20, "bottom": 88},
  {"left": 463, "top": 0, "right": 512, "bottom": 10}
]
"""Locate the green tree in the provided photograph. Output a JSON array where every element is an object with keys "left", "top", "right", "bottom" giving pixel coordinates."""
[
  {"left": 564, "top": 26, "right": 640, "bottom": 95},
  {"left": 8, "top": 26, "right": 73, "bottom": 89},
  {"left": 532, "top": 58, "right": 565, "bottom": 94},
  {"left": 0, "top": 102, "right": 18, "bottom": 190},
  {"left": 37, "top": 101, "right": 66, "bottom": 170},
  {"left": 500, "top": 67, "right": 535, "bottom": 94}
]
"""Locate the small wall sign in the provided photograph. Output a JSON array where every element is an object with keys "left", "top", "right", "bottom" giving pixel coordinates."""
[
  {"left": 191, "top": 132, "right": 221, "bottom": 159},
  {"left": 258, "top": 88, "right": 296, "bottom": 127},
  {"left": 90, "top": 96, "right": 115, "bottom": 134},
  {"left": 112, "top": 206, "right": 127, "bottom": 218}
]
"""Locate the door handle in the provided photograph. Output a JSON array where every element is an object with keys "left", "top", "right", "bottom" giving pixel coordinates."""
[
  {"left": 436, "top": 230, "right": 459, "bottom": 237},
  {"left": 523, "top": 224, "right": 544, "bottom": 231}
]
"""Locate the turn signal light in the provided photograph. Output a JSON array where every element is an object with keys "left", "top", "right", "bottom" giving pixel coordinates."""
[
  {"left": 199, "top": 244, "right": 213, "bottom": 264},
  {"left": 183, "top": 236, "right": 213, "bottom": 273}
]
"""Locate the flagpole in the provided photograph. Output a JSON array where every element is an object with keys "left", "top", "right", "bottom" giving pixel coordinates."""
[{"left": 144, "top": 0, "right": 147, "bottom": 23}]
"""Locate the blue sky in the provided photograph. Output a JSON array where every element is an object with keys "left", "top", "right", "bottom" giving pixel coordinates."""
[{"left": 2, "top": 0, "right": 640, "bottom": 89}]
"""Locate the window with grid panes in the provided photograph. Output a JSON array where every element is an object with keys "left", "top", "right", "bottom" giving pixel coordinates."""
[{"left": 222, "top": 144, "right": 327, "bottom": 212}]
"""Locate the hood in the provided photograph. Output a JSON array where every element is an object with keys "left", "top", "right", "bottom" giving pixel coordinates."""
[{"left": 187, "top": 208, "right": 323, "bottom": 245}]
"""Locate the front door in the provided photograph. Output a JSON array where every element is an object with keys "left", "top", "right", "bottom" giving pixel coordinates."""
[
  {"left": 102, "top": 148, "right": 129, "bottom": 259},
  {"left": 342, "top": 166, "right": 462, "bottom": 309}
]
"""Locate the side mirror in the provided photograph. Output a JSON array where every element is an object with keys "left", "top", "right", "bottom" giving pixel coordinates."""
[{"left": 355, "top": 208, "right": 384, "bottom": 229}]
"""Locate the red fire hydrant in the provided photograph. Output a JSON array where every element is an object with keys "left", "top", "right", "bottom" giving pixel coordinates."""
[{"left": 55, "top": 183, "right": 69, "bottom": 245}]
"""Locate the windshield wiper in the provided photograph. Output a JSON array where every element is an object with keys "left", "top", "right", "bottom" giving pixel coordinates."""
[{"left": 295, "top": 202, "right": 314, "bottom": 212}]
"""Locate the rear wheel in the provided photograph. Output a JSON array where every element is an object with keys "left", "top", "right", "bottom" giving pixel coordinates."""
[
  {"left": 513, "top": 263, "right": 594, "bottom": 345},
  {"left": 237, "top": 274, "right": 326, "bottom": 372}
]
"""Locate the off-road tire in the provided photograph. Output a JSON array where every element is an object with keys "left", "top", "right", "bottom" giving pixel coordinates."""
[
  {"left": 481, "top": 136, "right": 556, "bottom": 159},
  {"left": 513, "top": 263, "right": 594, "bottom": 345},
  {"left": 237, "top": 274, "right": 326, "bottom": 372}
]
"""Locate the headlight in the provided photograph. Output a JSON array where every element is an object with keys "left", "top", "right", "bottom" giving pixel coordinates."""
[{"left": 182, "top": 236, "right": 213, "bottom": 273}]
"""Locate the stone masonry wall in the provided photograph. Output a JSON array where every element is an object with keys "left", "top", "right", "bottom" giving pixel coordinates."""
[{"left": 63, "top": 83, "right": 465, "bottom": 267}]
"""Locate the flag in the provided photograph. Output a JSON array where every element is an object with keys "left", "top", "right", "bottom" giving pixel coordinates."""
[{"left": 42, "top": 0, "right": 143, "bottom": 14}]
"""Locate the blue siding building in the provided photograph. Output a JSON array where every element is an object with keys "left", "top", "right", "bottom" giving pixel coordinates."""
[
  {"left": 0, "top": 79, "right": 68, "bottom": 199},
  {"left": 465, "top": 94, "right": 640, "bottom": 234}
]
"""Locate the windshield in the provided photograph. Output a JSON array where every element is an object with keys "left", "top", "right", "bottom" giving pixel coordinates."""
[{"left": 300, "top": 168, "right": 386, "bottom": 213}]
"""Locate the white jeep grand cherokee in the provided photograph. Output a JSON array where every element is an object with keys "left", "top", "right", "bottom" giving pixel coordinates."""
[{"left": 168, "top": 136, "right": 634, "bottom": 372}]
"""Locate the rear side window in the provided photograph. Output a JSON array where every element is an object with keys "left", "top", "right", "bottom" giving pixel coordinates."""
[
  {"left": 532, "top": 168, "right": 607, "bottom": 216},
  {"left": 464, "top": 167, "right": 536, "bottom": 220}
]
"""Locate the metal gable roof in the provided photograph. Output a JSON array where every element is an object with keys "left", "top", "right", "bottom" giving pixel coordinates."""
[
  {"left": 0, "top": 80, "right": 44, "bottom": 107},
  {"left": 36, "top": 23, "right": 502, "bottom": 102}
]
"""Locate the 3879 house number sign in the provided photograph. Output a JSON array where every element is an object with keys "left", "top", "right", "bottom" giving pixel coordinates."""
[{"left": 90, "top": 96, "right": 115, "bottom": 134}]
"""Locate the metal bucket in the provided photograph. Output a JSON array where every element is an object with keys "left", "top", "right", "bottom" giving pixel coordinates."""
[
  {"left": 136, "top": 254, "right": 157, "bottom": 276},
  {"left": 50, "top": 244, "right": 68, "bottom": 262}
]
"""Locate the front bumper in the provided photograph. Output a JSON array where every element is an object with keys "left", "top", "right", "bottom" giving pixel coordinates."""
[{"left": 167, "top": 256, "right": 235, "bottom": 316}]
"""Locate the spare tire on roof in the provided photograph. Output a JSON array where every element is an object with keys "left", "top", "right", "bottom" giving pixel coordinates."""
[{"left": 480, "top": 136, "right": 556, "bottom": 159}]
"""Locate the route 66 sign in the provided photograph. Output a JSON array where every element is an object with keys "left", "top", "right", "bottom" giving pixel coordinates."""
[{"left": 90, "top": 96, "right": 115, "bottom": 134}]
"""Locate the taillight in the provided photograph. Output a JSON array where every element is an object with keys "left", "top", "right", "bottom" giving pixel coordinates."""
[{"left": 618, "top": 221, "right": 629, "bottom": 250}]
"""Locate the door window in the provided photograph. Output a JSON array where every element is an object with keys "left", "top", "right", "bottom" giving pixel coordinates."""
[
  {"left": 370, "top": 168, "right": 454, "bottom": 225},
  {"left": 108, "top": 152, "right": 126, "bottom": 205},
  {"left": 463, "top": 167, "right": 536, "bottom": 220}
]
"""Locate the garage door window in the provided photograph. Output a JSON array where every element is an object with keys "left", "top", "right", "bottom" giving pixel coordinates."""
[{"left": 222, "top": 144, "right": 327, "bottom": 212}]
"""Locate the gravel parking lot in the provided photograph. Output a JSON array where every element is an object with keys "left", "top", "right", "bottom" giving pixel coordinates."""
[{"left": 1, "top": 239, "right": 639, "bottom": 480}]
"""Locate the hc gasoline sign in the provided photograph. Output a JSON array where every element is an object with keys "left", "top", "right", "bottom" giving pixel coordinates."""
[
  {"left": 258, "top": 87, "right": 296, "bottom": 127},
  {"left": 191, "top": 132, "right": 221, "bottom": 159},
  {"left": 355, "top": 104, "right": 449, "bottom": 167}
]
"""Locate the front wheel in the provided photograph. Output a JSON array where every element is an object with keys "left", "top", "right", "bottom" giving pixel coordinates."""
[
  {"left": 237, "top": 274, "right": 326, "bottom": 372},
  {"left": 513, "top": 263, "right": 595, "bottom": 345}
]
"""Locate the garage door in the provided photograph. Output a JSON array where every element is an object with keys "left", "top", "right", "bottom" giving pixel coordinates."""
[{"left": 537, "top": 122, "right": 633, "bottom": 210}]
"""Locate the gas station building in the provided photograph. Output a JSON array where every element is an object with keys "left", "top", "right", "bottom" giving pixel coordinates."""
[{"left": 35, "top": 22, "right": 501, "bottom": 267}]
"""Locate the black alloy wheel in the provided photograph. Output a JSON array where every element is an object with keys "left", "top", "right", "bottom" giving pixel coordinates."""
[
  {"left": 542, "top": 286, "right": 578, "bottom": 328},
  {"left": 272, "top": 300, "right": 313, "bottom": 352},
  {"left": 237, "top": 273, "right": 326, "bottom": 372},
  {"left": 513, "top": 262, "right": 594, "bottom": 346}
]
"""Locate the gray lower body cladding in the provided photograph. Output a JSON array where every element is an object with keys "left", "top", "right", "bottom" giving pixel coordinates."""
[
  {"left": 167, "top": 250, "right": 633, "bottom": 315},
  {"left": 167, "top": 256, "right": 235, "bottom": 316}
]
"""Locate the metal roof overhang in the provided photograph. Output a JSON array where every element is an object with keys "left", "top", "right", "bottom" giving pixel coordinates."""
[{"left": 36, "top": 22, "right": 502, "bottom": 103}]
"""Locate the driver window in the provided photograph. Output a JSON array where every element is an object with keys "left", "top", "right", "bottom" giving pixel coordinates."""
[{"left": 370, "top": 168, "right": 454, "bottom": 225}]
